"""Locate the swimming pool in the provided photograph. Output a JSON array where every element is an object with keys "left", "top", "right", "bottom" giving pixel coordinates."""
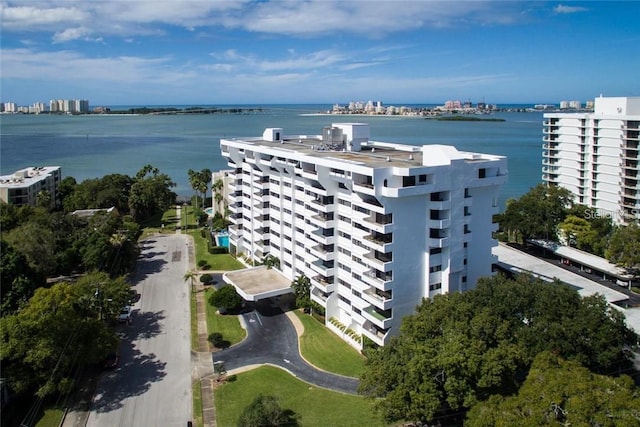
[
  {"left": 204, "top": 207, "right": 214, "bottom": 216},
  {"left": 216, "top": 232, "right": 229, "bottom": 248}
]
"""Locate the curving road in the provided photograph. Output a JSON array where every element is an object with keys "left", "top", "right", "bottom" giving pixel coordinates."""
[
  {"left": 86, "top": 234, "right": 192, "bottom": 427},
  {"left": 213, "top": 298, "right": 359, "bottom": 394}
]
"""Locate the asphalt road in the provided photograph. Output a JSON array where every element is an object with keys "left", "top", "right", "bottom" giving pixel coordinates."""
[
  {"left": 86, "top": 234, "right": 192, "bottom": 427},
  {"left": 214, "top": 298, "right": 360, "bottom": 394}
]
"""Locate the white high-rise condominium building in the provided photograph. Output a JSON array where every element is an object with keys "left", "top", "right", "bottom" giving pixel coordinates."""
[
  {"left": 542, "top": 96, "right": 640, "bottom": 224},
  {"left": 221, "top": 123, "right": 507, "bottom": 347}
]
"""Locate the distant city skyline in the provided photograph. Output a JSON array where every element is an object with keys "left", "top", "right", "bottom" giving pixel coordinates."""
[{"left": 1, "top": 1, "right": 639, "bottom": 106}]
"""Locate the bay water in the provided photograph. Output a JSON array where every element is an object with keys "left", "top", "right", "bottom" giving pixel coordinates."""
[{"left": 0, "top": 105, "right": 544, "bottom": 210}]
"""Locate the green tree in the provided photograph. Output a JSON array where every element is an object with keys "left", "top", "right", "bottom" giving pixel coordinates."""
[
  {"left": 467, "top": 351, "right": 640, "bottom": 426},
  {"left": 184, "top": 270, "right": 197, "bottom": 293},
  {"left": 208, "top": 285, "right": 243, "bottom": 314},
  {"left": 606, "top": 222, "right": 640, "bottom": 275},
  {"left": 496, "top": 184, "right": 573, "bottom": 243},
  {"left": 260, "top": 255, "right": 281, "bottom": 270},
  {"left": 291, "top": 274, "right": 311, "bottom": 311},
  {"left": 3, "top": 221, "right": 57, "bottom": 277},
  {"left": 0, "top": 272, "right": 129, "bottom": 397},
  {"left": 237, "top": 394, "right": 298, "bottom": 427},
  {"left": 0, "top": 240, "right": 44, "bottom": 314},
  {"left": 358, "top": 274, "right": 634, "bottom": 424},
  {"left": 35, "top": 189, "right": 52, "bottom": 209},
  {"left": 129, "top": 165, "right": 176, "bottom": 222},
  {"left": 187, "top": 168, "right": 212, "bottom": 211}
]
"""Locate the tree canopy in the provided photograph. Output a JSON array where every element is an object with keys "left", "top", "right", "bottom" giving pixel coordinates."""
[
  {"left": 606, "top": 222, "right": 640, "bottom": 274},
  {"left": 129, "top": 164, "right": 177, "bottom": 222},
  {"left": 358, "top": 274, "right": 635, "bottom": 424},
  {"left": 466, "top": 351, "right": 640, "bottom": 426},
  {"left": 496, "top": 184, "right": 573, "bottom": 242},
  {"left": 0, "top": 272, "right": 131, "bottom": 397},
  {"left": 208, "top": 285, "right": 243, "bottom": 313}
]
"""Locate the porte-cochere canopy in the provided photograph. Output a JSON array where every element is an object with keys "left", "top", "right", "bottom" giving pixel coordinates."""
[{"left": 222, "top": 265, "right": 293, "bottom": 301}]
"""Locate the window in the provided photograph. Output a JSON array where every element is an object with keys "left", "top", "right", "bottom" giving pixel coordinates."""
[
  {"left": 429, "top": 282, "right": 442, "bottom": 291},
  {"left": 429, "top": 248, "right": 442, "bottom": 255},
  {"left": 429, "top": 265, "right": 442, "bottom": 273}
]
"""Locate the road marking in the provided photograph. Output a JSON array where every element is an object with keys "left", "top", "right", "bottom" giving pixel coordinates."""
[
  {"left": 283, "top": 359, "right": 290, "bottom": 364},
  {"left": 254, "top": 311, "right": 263, "bottom": 326}
]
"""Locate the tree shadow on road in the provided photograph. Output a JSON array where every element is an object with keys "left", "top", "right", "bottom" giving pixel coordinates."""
[{"left": 91, "top": 347, "right": 167, "bottom": 413}]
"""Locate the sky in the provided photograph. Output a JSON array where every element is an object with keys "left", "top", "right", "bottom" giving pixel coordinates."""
[{"left": 1, "top": 1, "right": 639, "bottom": 106}]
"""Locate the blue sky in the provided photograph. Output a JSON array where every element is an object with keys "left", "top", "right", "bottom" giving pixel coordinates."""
[{"left": 1, "top": 1, "right": 639, "bottom": 106}]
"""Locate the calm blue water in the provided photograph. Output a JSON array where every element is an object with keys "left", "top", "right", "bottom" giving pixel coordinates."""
[
  {"left": 0, "top": 105, "right": 544, "bottom": 210},
  {"left": 216, "top": 234, "right": 230, "bottom": 248}
]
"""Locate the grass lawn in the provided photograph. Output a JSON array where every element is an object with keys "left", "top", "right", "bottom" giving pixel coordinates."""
[
  {"left": 205, "top": 288, "right": 246, "bottom": 346},
  {"left": 139, "top": 208, "right": 180, "bottom": 239},
  {"left": 215, "top": 366, "right": 385, "bottom": 427},
  {"left": 293, "top": 310, "right": 366, "bottom": 378},
  {"left": 34, "top": 407, "right": 64, "bottom": 427},
  {"left": 188, "top": 229, "right": 244, "bottom": 271},
  {"left": 192, "top": 380, "right": 203, "bottom": 427}
]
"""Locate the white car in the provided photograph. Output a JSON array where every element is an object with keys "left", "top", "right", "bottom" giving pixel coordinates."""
[{"left": 118, "top": 306, "right": 132, "bottom": 324}]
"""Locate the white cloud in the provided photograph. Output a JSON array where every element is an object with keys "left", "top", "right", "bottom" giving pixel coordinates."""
[
  {"left": 553, "top": 4, "right": 588, "bottom": 14},
  {"left": 0, "top": 3, "right": 87, "bottom": 29},
  {"left": 1, "top": 0, "right": 528, "bottom": 41}
]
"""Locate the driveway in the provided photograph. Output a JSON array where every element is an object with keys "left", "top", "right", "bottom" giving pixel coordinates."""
[
  {"left": 213, "top": 298, "right": 359, "bottom": 394},
  {"left": 86, "top": 234, "right": 192, "bottom": 427}
]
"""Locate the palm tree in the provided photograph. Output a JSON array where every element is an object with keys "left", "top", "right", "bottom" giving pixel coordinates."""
[{"left": 184, "top": 270, "right": 197, "bottom": 293}]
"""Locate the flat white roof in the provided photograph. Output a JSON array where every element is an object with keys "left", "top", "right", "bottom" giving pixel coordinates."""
[
  {"left": 222, "top": 266, "right": 293, "bottom": 302},
  {"left": 528, "top": 239, "right": 633, "bottom": 280},
  {"left": 493, "top": 243, "right": 629, "bottom": 304},
  {"left": 0, "top": 166, "right": 60, "bottom": 188}
]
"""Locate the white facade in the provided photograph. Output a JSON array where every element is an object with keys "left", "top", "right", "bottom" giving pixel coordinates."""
[
  {"left": 220, "top": 123, "right": 507, "bottom": 347},
  {"left": 0, "top": 166, "right": 62, "bottom": 208},
  {"left": 543, "top": 96, "right": 640, "bottom": 224}
]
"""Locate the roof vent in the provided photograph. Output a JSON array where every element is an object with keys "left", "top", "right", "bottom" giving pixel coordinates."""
[{"left": 386, "top": 156, "right": 391, "bottom": 162}]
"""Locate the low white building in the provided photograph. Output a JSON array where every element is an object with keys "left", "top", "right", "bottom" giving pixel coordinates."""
[
  {"left": 220, "top": 123, "right": 507, "bottom": 347},
  {"left": 0, "top": 166, "right": 62, "bottom": 208},
  {"left": 542, "top": 96, "right": 640, "bottom": 224}
]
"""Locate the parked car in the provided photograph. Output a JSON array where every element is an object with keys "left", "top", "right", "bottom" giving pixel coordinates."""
[
  {"left": 103, "top": 352, "right": 119, "bottom": 370},
  {"left": 118, "top": 306, "right": 132, "bottom": 324}
]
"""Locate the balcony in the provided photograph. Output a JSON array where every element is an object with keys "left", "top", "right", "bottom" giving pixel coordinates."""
[
  {"left": 361, "top": 322, "right": 389, "bottom": 346},
  {"left": 362, "top": 287, "right": 392, "bottom": 310},
  {"left": 353, "top": 180, "right": 375, "bottom": 196},
  {"left": 310, "top": 286, "right": 331, "bottom": 306},
  {"left": 309, "top": 212, "right": 334, "bottom": 227},
  {"left": 362, "top": 269, "right": 393, "bottom": 291},
  {"left": 363, "top": 231, "right": 392, "bottom": 251},
  {"left": 310, "top": 259, "right": 335, "bottom": 276},
  {"left": 311, "top": 227, "right": 336, "bottom": 244},
  {"left": 362, "top": 305, "right": 392, "bottom": 329},
  {"left": 310, "top": 243, "right": 335, "bottom": 261},
  {"left": 364, "top": 250, "right": 392, "bottom": 271},
  {"left": 311, "top": 274, "right": 335, "bottom": 293},
  {"left": 363, "top": 212, "right": 393, "bottom": 233}
]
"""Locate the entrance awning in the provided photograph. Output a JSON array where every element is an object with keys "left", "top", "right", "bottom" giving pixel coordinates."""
[{"left": 222, "top": 266, "right": 293, "bottom": 301}]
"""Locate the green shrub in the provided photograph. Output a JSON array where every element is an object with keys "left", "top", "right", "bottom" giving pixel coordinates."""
[
  {"left": 200, "top": 273, "right": 214, "bottom": 284},
  {"left": 198, "top": 259, "right": 209, "bottom": 268}
]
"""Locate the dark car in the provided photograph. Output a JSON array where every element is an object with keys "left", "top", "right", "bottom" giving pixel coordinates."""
[{"left": 103, "top": 352, "right": 119, "bottom": 370}]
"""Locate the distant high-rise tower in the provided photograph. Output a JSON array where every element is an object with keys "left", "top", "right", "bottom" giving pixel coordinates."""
[{"left": 542, "top": 96, "right": 640, "bottom": 224}]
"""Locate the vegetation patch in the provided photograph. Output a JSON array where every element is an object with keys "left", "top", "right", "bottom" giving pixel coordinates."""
[
  {"left": 204, "top": 288, "right": 245, "bottom": 346},
  {"left": 215, "top": 366, "right": 384, "bottom": 427},
  {"left": 294, "top": 311, "right": 365, "bottom": 377}
]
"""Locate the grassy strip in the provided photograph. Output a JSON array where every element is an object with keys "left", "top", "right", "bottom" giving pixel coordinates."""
[
  {"left": 293, "top": 310, "right": 366, "bottom": 378},
  {"left": 205, "top": 288, "right": 246, "bottom": 346},
  {"left": 190, "top": 289, "right": 199, "bottom": 352},
  {"left": 34, "top": 407, "right": 64, "bottom": 427},
  {"left": 192, "top": 380, "right": 203, "bottom": 427},
  {"left": 215, "top": 366, "right": 384, "bottom": 427}
]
